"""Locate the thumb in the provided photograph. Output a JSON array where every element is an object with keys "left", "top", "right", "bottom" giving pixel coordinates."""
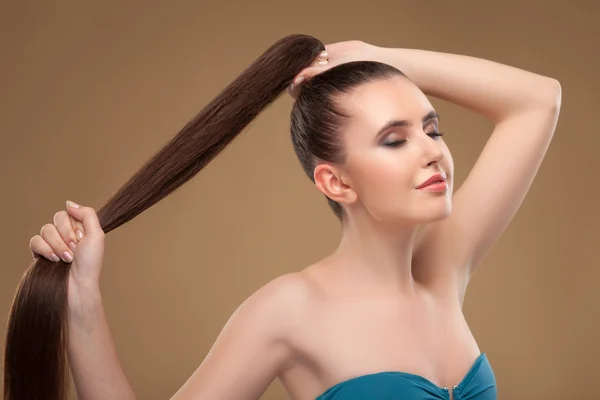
[{"left": 65, "top": 201, "right": 104, "bottom": 238}]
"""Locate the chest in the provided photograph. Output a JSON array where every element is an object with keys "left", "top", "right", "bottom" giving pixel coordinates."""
[{"left": 286, "top": 295, "right": 480, "bottom": 392}]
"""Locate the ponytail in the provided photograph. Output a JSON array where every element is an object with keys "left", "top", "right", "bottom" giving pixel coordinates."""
[{"left": 3, "top": 34, "right": 325, "bottom": 400}]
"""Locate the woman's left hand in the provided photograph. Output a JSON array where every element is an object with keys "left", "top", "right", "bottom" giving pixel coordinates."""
[{"left": 287, "top": 40, "right": 383, "bottom": 99}]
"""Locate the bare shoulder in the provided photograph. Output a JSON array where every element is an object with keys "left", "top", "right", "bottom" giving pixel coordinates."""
[
  {"left": 260, "top": 271, "right": 316, "bottom": 298},
  {"left": 169, "top": 272, "right": 316, "bottom": 400},
  {"left": 254, "top": 272, "right": 316, "bottom": 309},
  {"left": 242, "top": 272, "right": 316, "bottom": 333}
]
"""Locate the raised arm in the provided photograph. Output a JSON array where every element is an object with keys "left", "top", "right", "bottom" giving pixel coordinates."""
[{"left": 375, "top": 46, "right": 561, "bottom": 290}]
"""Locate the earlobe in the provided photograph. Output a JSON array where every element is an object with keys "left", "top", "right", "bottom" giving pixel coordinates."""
[
  {"left": 335, "top": 174, "right": 358, "bottom": 205},
  {"left": 338, "top": 179, "right": 357, "bottom": 205},
  {"left": 314, "top": 166, "right": 357, "bottom": 205},
  {"left": 338, "top": 189, "right": 358, "bottom": 205}
]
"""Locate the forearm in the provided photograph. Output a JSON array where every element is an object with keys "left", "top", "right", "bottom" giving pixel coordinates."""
[
  {"left": 376, "top": 46, "right": 561, "bottom": 123},
  {"left": 68, "top": 283, "right": 137, "bottom": 400}
]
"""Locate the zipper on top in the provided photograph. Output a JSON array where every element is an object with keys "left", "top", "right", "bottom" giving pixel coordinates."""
[{"left": 443, "top": 384, "right": 460, "bottom": 400}]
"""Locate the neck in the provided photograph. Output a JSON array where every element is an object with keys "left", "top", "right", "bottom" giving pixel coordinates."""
[{"left": 330, "top": 212, "right": 421, "bottom": 297}]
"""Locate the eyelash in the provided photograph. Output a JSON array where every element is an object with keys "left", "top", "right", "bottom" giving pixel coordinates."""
[{"left": 384, "top": 131, "right": 445, "bottom": 148}]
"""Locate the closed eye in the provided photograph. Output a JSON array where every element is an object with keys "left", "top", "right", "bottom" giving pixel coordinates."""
[{"left": 383, "top": 131, "right": 445, "bottom": 148}]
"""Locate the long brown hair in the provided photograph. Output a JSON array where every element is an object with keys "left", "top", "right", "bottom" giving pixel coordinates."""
[{"left": 3, "top": 34, "right": 404, "bottom": 400}]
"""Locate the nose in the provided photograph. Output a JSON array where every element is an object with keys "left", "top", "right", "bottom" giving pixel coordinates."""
[{"left": 421, "top": 134, "right": 444, "bottom": 166}]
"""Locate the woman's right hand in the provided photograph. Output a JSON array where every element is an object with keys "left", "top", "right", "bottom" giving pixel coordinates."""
[{"left": 29, "top": 200, "right": 106, "bottom": 295}]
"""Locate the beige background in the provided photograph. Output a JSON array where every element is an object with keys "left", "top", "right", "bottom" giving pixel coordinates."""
[{"left": 1, "top": 1, "right": 598, "bottom": 399}]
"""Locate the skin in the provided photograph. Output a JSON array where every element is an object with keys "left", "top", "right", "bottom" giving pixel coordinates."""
[
  {"left": 29, "top": 40, "right": 561, "bottom": 400},
  {"left": 30, "top": 81, "right": 467, "bottom": 400},
  {"left": 313, "top": 76, "right": 454, "bottom": 296},
  {"left": 275, "top": 77, "right": 468, "bottom": 399}
]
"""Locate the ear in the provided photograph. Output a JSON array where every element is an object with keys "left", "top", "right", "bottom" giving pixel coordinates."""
[{"left": 313, "top": 164, "right": 358, "bottom": 205}]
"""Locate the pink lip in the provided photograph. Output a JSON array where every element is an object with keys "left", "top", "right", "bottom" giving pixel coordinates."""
[
  {"left": 418, "top": 182, "right": 448, "bottom": 192},
  {"left": 416, "top": 173, "right": 447, "bottom": 189}
]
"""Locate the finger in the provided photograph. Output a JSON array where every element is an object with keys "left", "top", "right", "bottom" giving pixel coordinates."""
[
  {"left": 70, "top": 215, "right": 85, "bottom": 243},
  {"left": 39, "top": 223, "right": 74, "bottom": 263},
  {"left": 295, "top": 63, "right": 330, "bottom": 85},
  {"left": 314, "top": 50, "right": 329, "bottom": 63},
  {"left": 64, "top": 204, "right": 85, "bottom": 243},
  {"left": 287, "top": 60, "right": 331, "bottom": 99},
  {"left": 289, "top": 50, "right": 329, "bottom": 91},
  {"left": 29, "top": 235, "right": 61, "bottom": 262},
  {"left": 287, "top": 80, "right": 301, "bottom": 99},
  {"left": 53, "top": 210, "right": 78, "bottom": 252},
  {"left": 65, "top": 201, "right": 104, "bottom": 238}
]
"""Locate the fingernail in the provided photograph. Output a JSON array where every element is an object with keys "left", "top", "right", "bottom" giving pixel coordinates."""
[
  {"left": 63, "top": 251, "right": 73, "bottom": 263},
  {"left": 295, "top": 76, "right": 304, "bottom": 85},
  {"left": 69, "top": 242, "right": 77, "bottom": 252},
  {"left": 319, "top": 51, "right": 328, "bottom": 58},
  {"left": 66, "top": 200, "right": 80, "bottom": 209},
  {"left": 51, "top": 253, "right": 61, "bottom": 262},
  {"left": 318, "top": 60, "right": 328, "bottom": 65},
  {"left": 76, "top": 229, "right": 83, "bottom": 240}
]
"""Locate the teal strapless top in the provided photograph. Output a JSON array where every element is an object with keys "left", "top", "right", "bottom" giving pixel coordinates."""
[{"left": 315, "top": 353, "right": 496, "bottom": 400}]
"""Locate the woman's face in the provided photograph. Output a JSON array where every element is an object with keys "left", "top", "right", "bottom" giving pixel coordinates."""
[{"left": 316, "top": 76, "right": 454, "bottom": 225}]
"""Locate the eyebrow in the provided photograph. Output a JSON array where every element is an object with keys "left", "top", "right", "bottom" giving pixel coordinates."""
[{"left": 375, "top": 110, "right": 440, "bottom": 138}]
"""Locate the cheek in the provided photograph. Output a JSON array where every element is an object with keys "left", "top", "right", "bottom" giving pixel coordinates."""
[
  {"left": 442, "top": 149, "right": 454, "bottom": 180},
  {"left": 439, "top": 151, "right": 454, "bottom": 195},
  {"left": 352, "top": 157, "right": 413, "bottom": 203}
]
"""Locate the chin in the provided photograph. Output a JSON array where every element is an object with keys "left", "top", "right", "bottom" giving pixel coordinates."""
[
  {"left": 433, "top": 201, "right": 453, "bottom": 221},
  {"left": 416, "top": 199, "right": 453, "bottom": 224}
]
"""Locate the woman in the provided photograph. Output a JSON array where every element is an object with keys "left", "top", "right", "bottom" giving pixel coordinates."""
[{"left": 8, "top": 35, "right": 561, "bottom": 400}]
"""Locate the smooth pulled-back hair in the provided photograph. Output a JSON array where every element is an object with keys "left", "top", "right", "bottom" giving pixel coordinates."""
[
  {"left": 290, "top": 59, "right": 405, "bottom": 221},
  {"left": 3, "top": 34, "right": 405, "bottom": 400}
]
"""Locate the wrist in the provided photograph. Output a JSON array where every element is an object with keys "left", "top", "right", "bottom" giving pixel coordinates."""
[
  {"left": 366, "top": 43, "right": 396, "bottom": 65},
  {"left": 373, "top": 46, "right": 412, "bottom": 76},
  {"left": 68, "top": 273, "right": 102, "bottom": 317}
]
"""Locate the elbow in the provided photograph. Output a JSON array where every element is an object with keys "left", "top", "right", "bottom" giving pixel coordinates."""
[
  {"left": 543, "top": 78, "right": 562, "bottom": 113},
  {"left": 507, "top": 77, "right": 562, "bottom": 121}
]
